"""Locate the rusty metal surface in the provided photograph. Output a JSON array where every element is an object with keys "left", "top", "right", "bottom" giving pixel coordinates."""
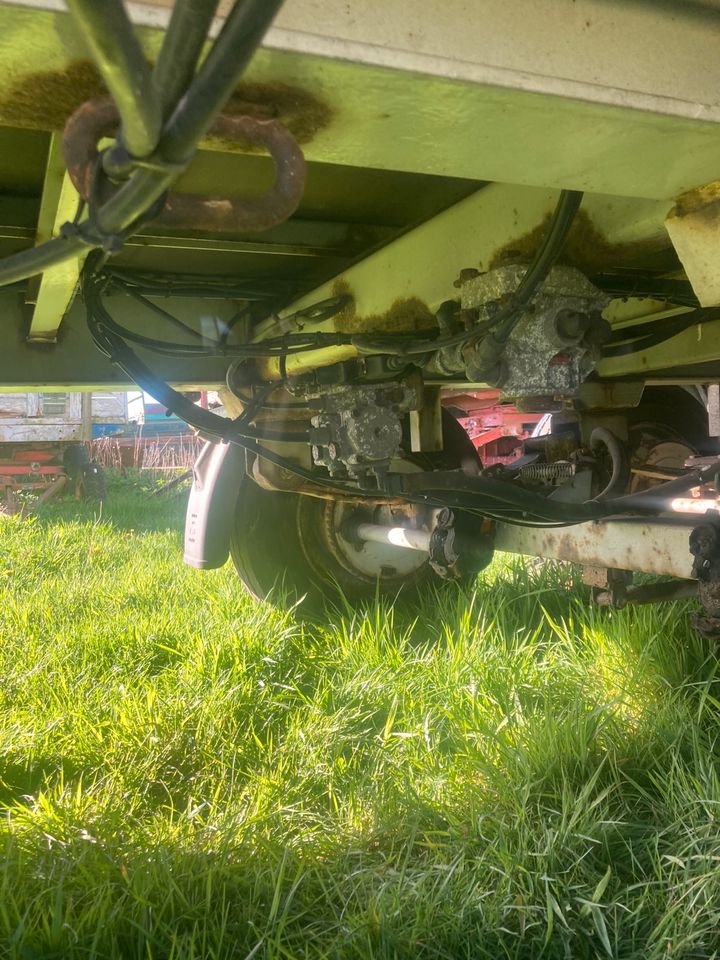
[
  {"left": 63, "top": 97, "right": 306, "bottom": 234},
  {"left": 495, "top": 517, "right": 698, "bottom": 580},
  {"left": 665, "top": 187, "right": 720, "bottom": 307}
]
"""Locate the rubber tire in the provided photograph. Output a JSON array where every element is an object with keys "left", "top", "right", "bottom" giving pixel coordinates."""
[
  {"left": 229, "top": 412, "right": 483, "bottom": 612},
  {"left": 75, "top": 462, "right": 107, "bottom": 502}
]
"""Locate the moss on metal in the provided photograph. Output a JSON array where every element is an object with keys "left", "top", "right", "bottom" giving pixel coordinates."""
[
  {"left": 331, "top": 279, "right": 437, "bottom": 334},
  {"left": 489, "top": 210, "right": 672, "bottom": 274},
  {"left": 0, "top": 61, "right": 332, "bottom": 147}
]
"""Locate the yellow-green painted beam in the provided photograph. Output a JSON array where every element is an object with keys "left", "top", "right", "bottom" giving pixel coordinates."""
[
  {"left": 26, "top": 134, "right": 85, "bottom": 343},
  {"left": 0, "top": 3, "right": 720, "bottom": 199}
]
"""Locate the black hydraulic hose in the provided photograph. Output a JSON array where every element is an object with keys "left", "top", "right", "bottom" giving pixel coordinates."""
[
  {"left": 85, "top": 264, "right": 720, "bottom": 524},
  {"left": 157, "top": 0, "right": 284, "bottom": 165},
  {"left": 106, "top": 270, "right": 286, "bottom": 299},
  {"left": 153, "top": 0, "right": 222, "bottom": 118},
  {"left": 89, "top": 299, "right": 348, "bottom": 358},
  {"left": 590, "top": 427, "right": 630, "bottom": 501},
  {"left": 606, "top": 312, "right": 702, "bottom": 346},
  {"left": 86, "top": 271, "right": 354, "bottom": 357},
  {"left": 395, "top": 453, "right": 720, "bottom": 522},
  {"left": 591, "top": 275, "right": 699, "bottom": 307},
  {"left": 115, "top": 282, "right": 211, "bottom": 343},
  {"left": 396, "top": 473, "right": 610, "bottom": 522},
  {"left": 490, "top": 189, "right": 584, "bottom": 346},
  {"left": 603, "top": 306, "right": 720, "bottom": 358},
  {"left": 0, "top": 234, "right": 86, "bottom": 288},
  {"left": 64, "top": 0, "right": 161, "bottom": 159}
]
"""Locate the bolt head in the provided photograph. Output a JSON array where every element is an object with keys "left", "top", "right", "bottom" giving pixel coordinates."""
[{"left": 453, "top": 267, "right": 480, "bottom": 289}]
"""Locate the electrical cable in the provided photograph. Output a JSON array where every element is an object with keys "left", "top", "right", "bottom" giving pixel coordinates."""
[
  {"left": 86, "top": 270, "right": 355, "bottom": 358},
  {"left": 3, "top": 145, "right": 581, "bottom": 367},
  {"left": 111, "top": 280, "right": 213, "bottom": 343},
  {"left": 590, "top": 275, "right": 699, "bottom": 307},
  {"left": 84, "top": 241, "right": 720, "bottom": 533},
  {"left": 84, "top": 251, "right": 720, "bottom": 527},
  {"left": 107, "top": 272, "right": 289, "bottom": 300}
]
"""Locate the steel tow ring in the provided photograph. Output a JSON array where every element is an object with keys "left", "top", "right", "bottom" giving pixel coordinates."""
[{"left": 62, "top": 97, "right": 306, "bottom": 234}]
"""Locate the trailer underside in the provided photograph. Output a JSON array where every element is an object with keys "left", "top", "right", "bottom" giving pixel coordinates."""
[{"left": 4, "top": 0, "right": 720, "bottom": 622}]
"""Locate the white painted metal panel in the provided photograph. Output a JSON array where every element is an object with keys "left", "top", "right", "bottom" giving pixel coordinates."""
[
  {"left": 495, "top": 518, "right": 697, "bottom": 580},
  {"left": 131, "top": 0, "right": 720, "bottom": 121}
]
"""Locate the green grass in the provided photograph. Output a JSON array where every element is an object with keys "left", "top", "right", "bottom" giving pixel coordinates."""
[{"left": 2, "top": 475, "right": 720, "bottom": 959}]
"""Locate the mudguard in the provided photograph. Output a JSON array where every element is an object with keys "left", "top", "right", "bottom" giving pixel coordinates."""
[{"left": 184, "top": 440, "right": 246, "bottom": 569}]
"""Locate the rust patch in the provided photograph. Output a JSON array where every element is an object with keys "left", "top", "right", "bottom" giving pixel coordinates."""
[
  {"left": 671, "top": 180, "right": 720, "bottom": 218},
  {"left": 0, "top": 61, "right": 332, "bottom": 147},
  {"left": 331, "top": 279, "right": 437, "bottom": 335},
  {"left": 489, "top": 210, "right": 670, "bottom": 275}
]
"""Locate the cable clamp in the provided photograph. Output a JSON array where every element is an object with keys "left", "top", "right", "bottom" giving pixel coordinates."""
[
  {"left": 59, "top": 188, "right": 168, "bottom": 256},
  {"left": 59, "top": 220, "right": 125, "bottom": 255},
  {"left": 102, "top": 142, "right": 190, "bottom": 181}
]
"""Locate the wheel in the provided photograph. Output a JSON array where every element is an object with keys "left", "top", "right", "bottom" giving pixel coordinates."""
[
  {"left": 74, "top": 462, "right": 107, "bottom": 502},
  {"left": 627, "top": 386, "right": 704, "bottom": 494},
  {"left": 629, "top": 386, "right": 710, "bottom": 452},
  {"left": 229, "top": 411, "right": 488, "bottom": 610}
]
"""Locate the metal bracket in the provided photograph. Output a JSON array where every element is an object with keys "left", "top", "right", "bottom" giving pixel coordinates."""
[{"left": 428, "top": 508, "right": 461, "bottom": 579}]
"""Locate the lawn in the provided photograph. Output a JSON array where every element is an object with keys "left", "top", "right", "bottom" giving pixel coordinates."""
[{"left": 2, "top": 475, "right": 720, "bottom": 959}]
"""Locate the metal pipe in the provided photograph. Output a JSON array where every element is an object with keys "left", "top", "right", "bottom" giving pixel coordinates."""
[
  {"left": 64, "top": 0, "right": 161, "bottom": 159},
  {"left": 595, "top": 580, "right": 697, "bottom": 607},
  {"left": 153, "top": 0, "right": 222, "bottom": 119},
  {"left": 352, "top": 523, "right": 432, "bottom": 553},
  {"left": 669, "top": 498, "right": 720, "bottom": 514}
]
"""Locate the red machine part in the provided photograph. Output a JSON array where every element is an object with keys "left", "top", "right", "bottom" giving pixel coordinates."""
[
  {"left": 0, "top": 446, "right": 66, "bottom": 503},
  {"left": 442, "top": 390, "right": 545, "bottom": 466}
]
